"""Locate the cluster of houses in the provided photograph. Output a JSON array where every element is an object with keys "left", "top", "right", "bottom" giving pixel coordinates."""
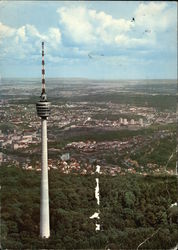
[{"left": 0, "top": 129, "right": 40, "bottom": 150}]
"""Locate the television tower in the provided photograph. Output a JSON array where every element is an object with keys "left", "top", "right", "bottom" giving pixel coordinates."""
[{"left": 36, "top": 42, "right": 50, "bottom": 238}]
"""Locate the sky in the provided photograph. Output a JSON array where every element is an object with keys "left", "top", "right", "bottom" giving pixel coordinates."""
[{"left": 0, "top": 1, "right": 177, "bottom": 79}]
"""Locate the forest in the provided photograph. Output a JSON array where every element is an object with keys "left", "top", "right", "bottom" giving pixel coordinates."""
[
  {"left": 61, "top": 93, "right": 176, "bottom": 111},
  {"left": 130, "top": 133, "right": 176, "bottom": 171},
  {"left": 1, "top": 165, "right": 178, "bottom": 249}
]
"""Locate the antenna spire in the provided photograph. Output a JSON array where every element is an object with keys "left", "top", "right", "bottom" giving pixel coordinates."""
[
  {"left": 42, "top": 41, "right": 45, "bottom": 94},
  {"left": 40, "top": 42, "right": 47, "bottom": 101}
]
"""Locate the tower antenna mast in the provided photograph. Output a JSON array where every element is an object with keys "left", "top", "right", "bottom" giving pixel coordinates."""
[
  {"left": 41, "top": 41, "right": 45, "bottom": 95},
  {"left": 36, "top": 41, "right": 50, "bottom": 238}
]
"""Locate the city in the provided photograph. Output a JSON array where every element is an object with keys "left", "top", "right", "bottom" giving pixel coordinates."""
[{"left": 0, "top": 79, "right": 176, "bottom": 176}]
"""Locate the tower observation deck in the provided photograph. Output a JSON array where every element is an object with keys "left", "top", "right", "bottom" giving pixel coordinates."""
[
  {"left": 36, "top": 101, "right": 50, "bottom": 118},
  {"left": 36, "top": 41, "right": 50, "bottom": 239}
]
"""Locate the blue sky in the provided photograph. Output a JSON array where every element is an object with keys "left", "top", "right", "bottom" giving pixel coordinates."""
[{"left": 0, "top": 1, "right": 177, "bottom": 79}]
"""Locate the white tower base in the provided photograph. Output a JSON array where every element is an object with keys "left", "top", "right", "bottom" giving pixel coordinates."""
[{"left": 40, "top": 118, "right": 50, "bottom": 238}]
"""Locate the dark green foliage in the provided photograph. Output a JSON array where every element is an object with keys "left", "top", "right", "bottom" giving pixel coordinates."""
[
  {"left": 65, "top": 93, "right": 176, "bottom": 111},
  {"left": 9, "top": 89, "right": 176, "bottom": 111},
  {"left": 0, "top": 166, "right": 177, "bottom": 249},
  {"left": 0, "top": 122, "right": 15, "bottom": 134},
  {"left": 131, "top": 134, "right": 176, "bottom": 169}
]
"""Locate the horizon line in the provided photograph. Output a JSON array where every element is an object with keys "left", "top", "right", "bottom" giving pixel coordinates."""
[{"left": 0, "top": 77, "right": 177, "bottom": 81}]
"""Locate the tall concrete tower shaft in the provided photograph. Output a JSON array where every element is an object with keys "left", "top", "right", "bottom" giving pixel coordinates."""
[{"left": 36, "top": 41, "right": 50, "bottom": 238}]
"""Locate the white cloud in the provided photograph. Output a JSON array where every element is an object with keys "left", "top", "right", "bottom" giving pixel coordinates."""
[
  {"left": 26, "top": 24, "right": 47, "bottom": 40},
  {"left": 135, "top": 1, "right": 176, "bottom": 32},
  {"left": 16, "top": 26, "right": 27, "bottom": 42},
  {"left": 0, "top": 22, "right": 62, "bottom": 61},
  {"left": 56, "top": 5, "right": 154, "bottom": 47},
  {"left": 58, "top": 6, "right": 95, "bottom": 44},
  {"left": 0, "top": 2, "right": 176, "bottom": 67},
  {"left": 48, "top": 27, "right": 61, "bottom": 48},
  {"left": 115, "top": 33, "right": 155, "bottom": 47},
  {"left": 0, "top": 22, "right": 15, "bottom": 40},
  {"left": 89, "top": 9, "right": 133, "bottom": 32},
  {"left": 57, "top": 3, "right": 176, "bottom": 49},
  {"left": 57, "top": 6, "right": 134, "bottom": 45}
]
